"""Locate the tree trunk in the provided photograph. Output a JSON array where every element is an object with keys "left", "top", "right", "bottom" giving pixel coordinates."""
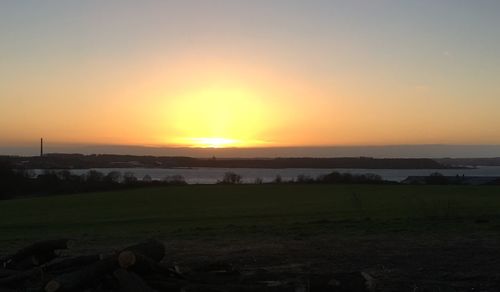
[
  {"left": 44, "top": 256, "right": 118, "bottom": 292},
  {"left": 2, "top": 239, "right": 71, "bottom": 270},
  {"left": 121, "top": 239, "right": 165, "bottom": 263},
  {"left": 43, "top": 254, "right": 102, "bottom": 274}
]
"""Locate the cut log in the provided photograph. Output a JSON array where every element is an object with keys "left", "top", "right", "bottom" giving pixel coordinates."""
[
  {"left": 9, "top": 251, "right": 58, "bottom": 270},
  {"left": 181, "top": 283, "right": 298, "bottom": 292},
  {"left": 113, "top": 269, "right": 156, "bottom": 292},
  {"left": 32, "top": 251, "right": 58, "bottom": 267},
  {"left": 309, "top": 272, "right": 376, "bottom": 292},
  {"left": 118, "top": 251, "right": 182, "bottom": 279},
  {"left": 44, "top": 256, "right": 118, "bottom": 292},
  {"left": 118, "top": 251, "right": 157, "bottom": 274},
  {"left": 121, "top": 239, "right": 165, "bottom": 263},
  {"left": 44, "top": 254, "right": 102, "bottom": 274},
  {"left": 5, "top": 256, "right": 35, "bottom": 271},
  {"left": 158, "top": 263, "right": 184, "bottom": 279},
  {"left": 0, "top": 268, "right": 43, "bottom": 285},
  {"left": 142, "top": 274, "right": 185, "bottom": 291},
  {"left": 0, "top": 268, "right": 19, "bottom": 278},
  {"left": 2, "top": 239, "right": 71, "bottom": 270},
  {"left": 117, "top": 251, "right": 136, "bottom": 270},
  {"left": 0, "top": 288, "right": 20, "bottom": 292}
]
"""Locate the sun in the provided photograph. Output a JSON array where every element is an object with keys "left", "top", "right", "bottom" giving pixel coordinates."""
[
  {"left": 165, "top": 85, "right": 268, "bottom": 148},
  {"left": 187, "top": 137, "right": 239, "bottom": 148}
]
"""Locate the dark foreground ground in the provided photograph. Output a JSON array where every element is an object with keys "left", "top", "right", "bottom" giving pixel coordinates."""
[
  {"left": 1, "top": 185, "right": 500, "bottom": 291},
  {"left": 159, "top": 230, "right": 500, "bottom": 291}
]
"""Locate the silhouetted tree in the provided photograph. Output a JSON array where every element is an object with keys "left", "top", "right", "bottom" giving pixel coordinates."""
[
  {"left": 425, "top": 172, "right": 449, "bottom": 185},
  {"left": 38, "top": 170, "right": 61, "bottom": 191},
  {"left": 56, "top": 170, "right": 72, "bottom": 181},
  {"left": 317, "top": 171, "right": 384, "bottom": 184},
  {"left": 123, "top": 172, "right": 138, "bottom": 184},
  {"left": 220, "top": 172, "right": 242, "bottom": 184},
  {"left": 85, "top": 170, "right": 104, "bottom": 183},
  {"left": 0, "top": 160, "right": 16, "bottom": 198},
  {"left": 104, "top": 171, "right": 122, "bottom": 184},
  {"left": 362, "top": 173, "right": 383, "bottom": 182},
  {"left": 296, "top": 174, "right": 314, "bottom": 183},
  {"left": 163, "top": 175, "right": 187, "bottom": 185},
  {"left": 319, "top": 171, "right": 342, "bottom": 183}
]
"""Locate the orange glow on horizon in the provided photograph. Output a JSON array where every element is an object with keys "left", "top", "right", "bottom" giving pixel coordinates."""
[
  {"left": 161, "top": 83, "right": 273, "bottom": 148},
  {"left": 184, "top": 137, "right": 239, "bottom": 148},
  {"left": 3, "top": 49, "right": 500, "bottom": 149},
  {"left": 3, "top": 2, "right": 500, "bottom": 150}
]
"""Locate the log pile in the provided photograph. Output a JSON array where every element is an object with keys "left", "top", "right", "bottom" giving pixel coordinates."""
[{"left": 0, "top": 239, "right": 375, "bottom": 292}]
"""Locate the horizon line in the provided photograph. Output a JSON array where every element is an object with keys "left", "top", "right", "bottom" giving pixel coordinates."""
[{"left": 2, "top": 144, "right": 500, "bottom": 159}]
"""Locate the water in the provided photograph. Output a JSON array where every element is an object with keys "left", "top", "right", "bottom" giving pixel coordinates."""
[{"left": 33, "top": 166, "right": 500, "bottom": 184}]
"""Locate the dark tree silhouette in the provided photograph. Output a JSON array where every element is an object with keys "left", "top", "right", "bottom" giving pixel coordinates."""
[
  {"left": 425, "top": 172, "right": 449, "bottom": 185},
  {"left": 220, "top": 172, "right": 242, "bottom": 184},
  {"left": 85, "top": 170, "right": 104, "bottom": 183},
  {"left": 296, "top": 174, "right": 314, "bottom": 183},
  {"left": 123, "top": 172, "right": 138, "bottom": 184},
  {"left": 163, "top": 175, "right": 187, "bottom": 185},
  {"left": 104, "top": 171, "right": 122, "bottom": 184}
]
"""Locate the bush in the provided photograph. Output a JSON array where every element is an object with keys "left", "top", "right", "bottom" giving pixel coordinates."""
[
  {"left": 164, "top": 175, "right": 187, "bottom": 185},
  {"left": 296, "top": 174, "right": 315, "bottom": 183},
  {"left": 123, "top": 172, "right": 138, "bottom": 184},
  {"left": 425, "top": 172, "right": 449, "bottom": 185},
  {"left": 85, "top": 170, "right": 104, "bottom": 183},
  {"left": 219, "top": 172, "right": 242, "bottom": 184},
  {"left": 317, "top": 171, "right": 384, "bottom": 184},
  {"left": 104, "top": 171, "right": 122, "bottom": 183}
]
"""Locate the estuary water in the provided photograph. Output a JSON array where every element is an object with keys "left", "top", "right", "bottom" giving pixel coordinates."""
[{"left": 33, "top": 166, "right": 500, "bottom": 184}]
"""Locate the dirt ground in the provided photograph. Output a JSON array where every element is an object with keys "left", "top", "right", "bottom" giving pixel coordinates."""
[
  {"left": 152, "top": 231, "right": 500, "bottom": 292},
  {"left": 2, "top": 229, "right": 500, "bottom": 291}
]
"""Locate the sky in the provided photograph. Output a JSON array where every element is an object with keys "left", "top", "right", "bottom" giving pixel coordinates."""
[{"left": 1, "top": 0, "right": 500, "bottom": 155}]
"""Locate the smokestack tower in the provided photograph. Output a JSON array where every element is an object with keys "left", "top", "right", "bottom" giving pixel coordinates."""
[{"left": 40, "top": 138, "right": 43, "bottom": 157}]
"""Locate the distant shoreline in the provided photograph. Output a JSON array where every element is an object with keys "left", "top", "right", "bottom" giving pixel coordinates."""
[{"left": 2, "top": 153, "right": 471, "bottom": 170}]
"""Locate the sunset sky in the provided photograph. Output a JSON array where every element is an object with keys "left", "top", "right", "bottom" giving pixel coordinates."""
[{"left": 1, "top": 1, "right": 500, "bottom": 152}]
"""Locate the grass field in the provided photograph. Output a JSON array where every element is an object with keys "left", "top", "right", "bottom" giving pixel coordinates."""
[{"left": 1, "top": 184, "right": 500, "bottom": 245}]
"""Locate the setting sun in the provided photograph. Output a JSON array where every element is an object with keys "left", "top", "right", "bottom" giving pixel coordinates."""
[
  {"left": 165, "top": 85, "right": 268, "bottom": 148},
  {"left": 187, "top": 137, "right": 239, "bottom": 148}
]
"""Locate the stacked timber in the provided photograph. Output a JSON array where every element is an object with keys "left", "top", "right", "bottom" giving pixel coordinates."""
[{"left": 0, "top": 239, "right": 375, "bottom": 292}]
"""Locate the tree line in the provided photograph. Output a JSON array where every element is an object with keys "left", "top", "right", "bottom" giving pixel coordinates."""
[
  {"left": 2, "top": 158, "right": 494, "bottom": 200},
  {"left": 0, "top": 159, "right": 187, "bottom": 199},
  {"left": 216, "top": 171, "right": 387, "bottom": 185}
]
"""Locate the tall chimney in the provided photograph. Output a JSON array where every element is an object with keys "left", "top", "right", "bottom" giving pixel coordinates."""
[{"left": 40, "top": 138, "right": 43, "bottom": 157}]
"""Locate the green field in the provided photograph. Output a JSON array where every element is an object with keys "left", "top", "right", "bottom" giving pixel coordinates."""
[{"left": 1, "top": 184, "right": 500, "bottom": 245}]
